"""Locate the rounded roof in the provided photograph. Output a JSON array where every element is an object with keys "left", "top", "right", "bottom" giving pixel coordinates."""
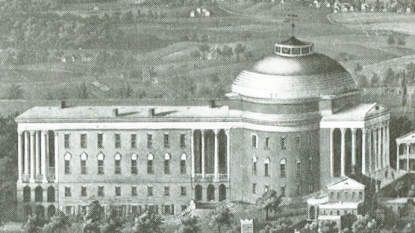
[{"left": 231, "top": 37, "right": 357, "bottom": 100}]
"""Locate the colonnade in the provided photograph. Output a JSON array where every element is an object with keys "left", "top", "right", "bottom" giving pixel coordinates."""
[
  {"left": 17, "top": 131, "right": 58, "bottom": 183},
  {"left": 191, "top": 129, "right": 229, "bottom": 181},
  {"left": 329, "top": 123, "right": 389, "bottom": 177}
]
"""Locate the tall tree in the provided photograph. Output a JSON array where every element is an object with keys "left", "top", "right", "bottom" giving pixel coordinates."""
[
  {"left": 83, "top": 200, "right": 104, "bottom": 233},
  {"left": 210, "top": 206, "right": 233, "bottom": 233},
  {"left": 43, "top": 211, "right": 71, "bottom": 233},
  {"left": 177, "top": 215, "right": 200, "bottom": 233},
  {"left": 132, "top": 210, "right": 163, "bottom": 233},
  {"left": 234, "top": 43, "right": 246, "bottom": 61},
  {"left": 199, "top": 44, "right": 210, "bottom": 60},
  {"left": 256, "top": 189, "right": 283, "bottom": 220}
]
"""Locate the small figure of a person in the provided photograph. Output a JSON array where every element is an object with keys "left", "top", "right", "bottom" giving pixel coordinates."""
[
  {"left": 385, "top": 169, "right": 389, "bottom": 179},
  {"left": 392, "top": 172, "right": 395, "bottom": 180}
]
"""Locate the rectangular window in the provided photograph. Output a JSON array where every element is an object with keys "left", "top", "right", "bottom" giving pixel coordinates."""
[
  {"left": 65, "top": 187, "right": 71, "bottom": 197},
  {"left": 115, "top": 134, "right": 121, "bottom": 149},
  {"left": 81, "top": 160, "right": 87, "bottom": 174},
  {"left": 281, "top": 186, "right": 286, "bottom": 197},
  {"left": 164, "top": 160, "right": 170, "bottom": 174},
  {"left": 81, "top": 134, "right": 87, "bottom": 148},
  {"left": 65, "top": 160, "right": 71, "bottom": 174},
  {"left": 308, "top": 133, "right": 312, "bottom": 145},
  {"left": 280, "top": 164, "right": 286, "bottom": 178},
  {"left": 164, "top": 133, "right": 169, "bottom": 148},
  {"left": 115, "top": 186, "right": 121, "bottom": 196},
  {"left": 131, "top": 134, "right": 137, "bottom": 148},
  {"left": 180, "top": 134, "right": 186, "bottom": 148},
  {"left": 164, "top": 205, "right": 171, "bottom": 215},
  {"left": 251, "top": 135, "right": 257, "bottom": 148},
  {"left": 253, "top": 161, "right": 257, "bottom": 175},
  {"left": 147, "top": 186, "right": 153, "bottom": 196},
  {"left": 265, "top": 137, "right": 270, "bottom": 149},
  {"left": 98, "top": 186, "right": 104, "bottom": 197},
  {"left": 281, "top": 137, "right": 287, "bottom": 150},
  {"left": 352, "top": 192, "right": 356, "bottom": 200},
  {"left": 147, "top": 134, "right": 153, "bottom": 148},
  {"left": 181, "top": 186, "right": 187, "bottom": 196},
  {"left": 296, "top": 162, "right": 301, "bottom": 178},
  {"left": 132, "top": 186, "right": 137, "bottom": 196},
  {"left": 180, "top": 160, "right": 186, "bottom": 174},
  {"left": 147, "top": 160, "right": 154, "bottom": 174},
  {"left": 131, "top": 160, "right": 137, "bottom": 174},
  {"left": 164, "top": 186, "right": 170, "bottom": 196},
  {"left": 64, "top": 134, "right": 70, "bottom": 149},
  {"left": 359, "top": 191, "right": 363, "bottom": 199},
  {"left": 181, "top": 205, "right": 187, "bottom": 212},
  {"left": 252, "top": 183, "right": 257, "bottom": 194},
  {"left": 81, "top": 186, "right": 87, "bottom": 197},
  {"left": 97, "top": 133, "right": 103, "bottom": 148},
  {"left": 98, "top": 160, "right": 104, "bottom": 174},
  {"left": 115, "top": 160, "right": 121, "bottom": 174},
  {"left": 264, "top": 163, "right": 269, "bottom": 177},
  {"left": 296, "top": 135, "right": 301, "bottom": 146}
]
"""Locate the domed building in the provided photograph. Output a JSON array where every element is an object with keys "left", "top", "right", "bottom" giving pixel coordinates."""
[{"left": 14, "top": 37, "right": 390, "bottom": 220}]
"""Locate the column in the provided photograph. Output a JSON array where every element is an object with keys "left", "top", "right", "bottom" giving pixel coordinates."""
[
  {"left": 351, "top": 128, "right": 357, "bottom": 174},
  {"left": 340, "top": 128, "right": 346, "bottom": 176},
  {"left": 383, "top": 125, "right": 387, "bottom": 167},
  {"left": 191, "top": 129, "right": 195, "bottom": 178},
  {"left": 17, "top": 131, "right": 23, "bottom": 183},
  {"left": 36, "top": 131, "right": 41, "bottom": 176},
  {"left": 30, "top": 131, "right": 36, "bottom": 182},
  {"left": 201, "top": 130, "right": 205, "bottom": 179},
  {"left": 386, "top": 124, "right": 390, "bottom": 167},
  {"left": 407, "top": 143, "right": 410, "bottom": 171},
  {"left": 377, "top": 127, "right": 382, "bottom": 169},
  {"left": 368, "top": 129, "right": 372, "bottom": 172},
  {"left": 24, "top": 131, "right": 30, "bottom": 178},
  {"left": 54, "top": 132, "right": 59, "bottom": 183},
  {"left": 373, "top": 127, "right": 378, "bottom": 170},
  {"left": 213, "top": 129, "right": 219, "bottom": 181},
  {"left": 41, "top": 131, "right": 48, "bottom": 183},
  {"left": 225, "top": 129, "right": 230, "bottom": 182},
  {"left": 362, "top": 129, "right": 366, "bottom": 174},
  {"left": 329, "top": 128, "right": 334, "bottom": 177},
  {"left": 397, "top": 143, "right": 400, "bottom": 172}
]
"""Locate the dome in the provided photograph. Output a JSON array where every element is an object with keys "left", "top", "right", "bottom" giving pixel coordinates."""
[{"left": 231, "top": 37, "right": 357, "bottom": 100}]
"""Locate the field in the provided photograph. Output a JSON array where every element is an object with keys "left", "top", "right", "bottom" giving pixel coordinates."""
[{"left": 0, "top": 1, "right": 414, "bottom": 117}]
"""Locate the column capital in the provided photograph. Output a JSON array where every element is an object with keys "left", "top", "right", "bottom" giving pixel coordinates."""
[
  {"left": 54, "top": 131, "right": 59, "bottom": 136},
  {"left": 30, "top": 131, "right": 36, "bottom": 136},
  {"left": 351, "top": 128, "right": 357, "bottom": 134},
  {"left": 340, "top": 128, "right": 347, "bottom": 134},
  {"left": 224, "top": 129, "right": 230, "bottom": 136},
  {"left": 213, "top": 129, "right": 220, "bottom": 135},
  {"left": 17, "top": 130, "right": 24, "bottom": 135}
]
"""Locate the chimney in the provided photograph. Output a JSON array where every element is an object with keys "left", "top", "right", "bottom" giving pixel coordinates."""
[
  {"left": 209, "top": 99, "right": 216, "bottom": 108},
  {"left": 60, "top": 101, "right": 66, "bottom": 109},
  {"left": 113, "top": 108, "right": 119, "bottom": 117},
  {"left": 148, "top": 108, "right": 155, "bottom": 117}
]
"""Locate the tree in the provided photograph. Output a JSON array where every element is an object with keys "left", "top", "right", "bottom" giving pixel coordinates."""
[
  {"left": 199, "top": 44, "right": 210, "bottom": 60},
  {"left": 132, "top": 210, "right": 164, "bottom": 233},
  {"left": 43, "top": 211, "right": 71, "bottom": 233},
  {"left": 319, "top": 220, "right": 338, "bottom": 233},
  {"left": 234, "top": 43, "right": 246, "bottom": 61},
  {"left": 22, "top": 214, "right": 44, "bottom": 233},
  {"left": 398, "top": 36, "right": 406, "bottom": 46},
  {"left": 83, "top": 200, "right": 104, "bottom": 233},
  {"left": 384, "top": 67, "right": 395, "bottom": 86},
  {"left": 177, "top": 215, "right": 200, "bottom": 233},
  {"left": 221, "top": 45, "right": 233, "bottom": 59},
  {"left": 78, "top": 82, "right": 89, "bottom": 99},
  {"left": 210, "top": 206, "right": 234, "bottom": 233},
  {"left": 101, "top": 207, "right": 124, "bottom": 233},
  {"left": 7, "top": 84, "right": 23, "bottom": 99},
  {"left": 387, "top": 34, "right": 395, "bottom": 45},
  {"left": 256, "top": 189, "right": 283, "bottom": 220}
]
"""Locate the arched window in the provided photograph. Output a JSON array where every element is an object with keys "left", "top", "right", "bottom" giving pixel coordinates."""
[
  {"left": 147, "top": 153, "right": 154, "bottom": 174},
  {"left": 280, "top": 159, "right": 286, "bottom": 178},
  {"left": 97, "top": 152, "right": 105, "bottom": 174},
  {"left": 64, "top": 152, "right": 72, "bottom": 174},
  {"left": 47, "top": 186, "right": 55, "bottom": 202},
  {"left": 23, "top": 186, "right": 31, "bottom": 202},
  {"left": 180, "top": 153, "right": 187, "bottom": 174},
  {"left": 164, "top": 153, "right": 170, "bottom": 174},
  {"left": 35, "top": 186, "right": 43, "bottom": 202},
  {"left": 252, "top": 156, "right": 257, "bottom": 175},
  {"left": 115, "top": 153, "right": 122, "bottom": 174},
  {"left": 264, "top": 157, "right": 270, "bottom": 177},
  {"left": 80, "top": 152, "right": 88, "bottom": 174},
  {"left": 131, "top": 153, "right": 138, "bottom": 174},
  {"left": 296, "top": 159, "right": 301, "bottom": 178}
]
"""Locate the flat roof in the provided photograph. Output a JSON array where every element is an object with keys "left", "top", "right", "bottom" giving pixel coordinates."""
[
  {"left": 319, "top": 202, "right": 362, "bottom": 209},
  {"left": 15, "top": 105, "right": 243, "bottom": 123}
]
